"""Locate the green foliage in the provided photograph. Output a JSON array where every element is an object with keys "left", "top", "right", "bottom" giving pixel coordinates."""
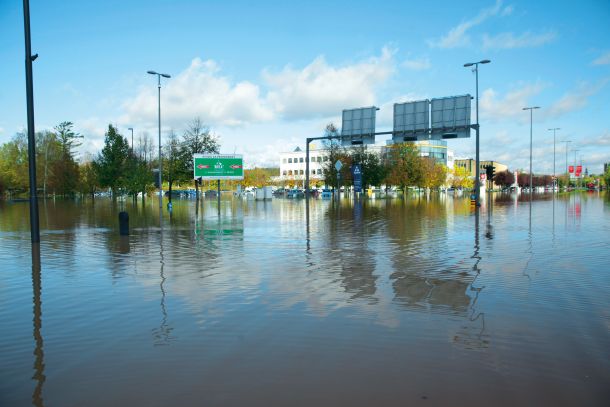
[
  {"left": 93, "top": 125, "right": 130, "bottom": 197},
  {"left": 54, "top": 121, "right": 83, "bottom": 158},
  {"left": 350, "top": 146, "right": 386, "bottom": 188},
  {"left": 124, "top": 153, "right": 152, "bottom": 198},
  {"left": 604, "top": 168, "right": 610, "bottom": 188},
  {"left": 163, "top": 131, "right": 191, "bottom": 202},
  {"left": 384, "top": 143, "right": 423, "bottom": 189}
]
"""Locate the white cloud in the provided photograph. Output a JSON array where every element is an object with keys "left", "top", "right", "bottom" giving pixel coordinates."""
[
  {"left": 402, "top": 57, "right": 431, "bottom": 71},
  {"left": 482, "top": 31, "right": 557, "bottom": 50},
  {"left": 480, "top": 83, "right": 545, "bottom": 121},
  {"left": 579, "top": 131, "right": 610, "bottom": 147},
  {"left": 543, "top": 79, "right": 608, "bottom": 119},
  {"left": 592, "top": 51, "right": 610, "bottom": 66},
  {"left": 121, "top": 58, "right": 274, "bottom": 129},
  {"left": 263, "top": 47, "right": 395, "bottom": 120},
  {"left": 428, "top": 0, "right": 505, "bottom": 48}
]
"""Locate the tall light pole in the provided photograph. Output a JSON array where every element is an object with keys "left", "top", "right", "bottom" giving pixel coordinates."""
[
  {"left": 523, "top": 106, "right": 540, "bottom": 199},
  {"left": 147, "top": 71, "right": 171, "bottom": 208},
  {"left": 562, "top": 140, "right": 571, "bottom": 181},
  {"left": 23, "top": 0, "right": 40, "bottom": 243},
  {"left": 464, "top": 59, "right": 491, "bottom": 207},
  {"left": 128, "top": 127, "right": 134, "bottom": 151},
  {"left": 548, "top": 128, "right": 560, "bottom": 191}
]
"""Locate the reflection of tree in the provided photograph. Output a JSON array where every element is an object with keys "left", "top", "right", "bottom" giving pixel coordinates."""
[{"left": 324, "top": 199, "right": 378, "bottom": 301}]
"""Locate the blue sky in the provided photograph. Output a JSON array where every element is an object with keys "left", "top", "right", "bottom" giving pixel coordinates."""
[{"left": 1, "top": 0, "right": 609, "bottom": 172}]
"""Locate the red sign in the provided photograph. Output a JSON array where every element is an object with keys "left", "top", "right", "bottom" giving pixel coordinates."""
[
  {"left": 576, "top": 165, "right": 582, "bottom": 173},
  {"left": 229, "top": 164, "right": 242, "bottom": 169},
  {"left": 568, "top": 165, "right": 574, "bottom": 173},
  {"left": 197, "top": 164, "right": 210, "bottom": 169}
]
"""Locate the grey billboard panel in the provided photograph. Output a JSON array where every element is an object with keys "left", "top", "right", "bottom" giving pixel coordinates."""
[
  {"left": 341, "top": 106, "right": 377, "bottom": 145},
  {"left": 392, "top": 99, "right": 429, "bottom": 143},
  {"left": 430, "top": 95, "right": 471, "bottom": 139}
]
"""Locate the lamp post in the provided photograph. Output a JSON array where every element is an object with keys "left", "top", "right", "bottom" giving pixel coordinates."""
[
  {"left": 548, "top": 128, "right": 560, "bottom": 191},
  {"left": 573, "top": 148, "right": 580, "bottom": 189},
  {"left": 562, "top": 140, "right": 571, "bottom": 183},
  {"left": 23, "top": 0, "right": 40, "bottom": 243},
  {"left": 464, "top": 59, "right": 490, "bottom": 207},
  {"left": 523, "top": 106, "right": 540, "bottom": 199},
  {"left": 128, "top": 127, "right": 134, "bottom": 151},
  {"left": 147, "top": 70, "right": 171, "bottom": 208}
]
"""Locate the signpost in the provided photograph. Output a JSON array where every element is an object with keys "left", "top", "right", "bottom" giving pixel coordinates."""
[
  {"left": 335, "top": 160, "right": 343, "bottom": 198},
  {"left": 194, "top": 154, "right": 244, "bottom": 214},
  {"left": 352, "top": 164, "right": 362, "bottom": 193}
]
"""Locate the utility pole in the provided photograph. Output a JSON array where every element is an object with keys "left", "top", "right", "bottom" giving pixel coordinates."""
[
  {"left": 23, "top": 0, "right": 40, "bottom": 243},
  {"left": 548, "top": 128, "right": 560, "bottom": 191}
]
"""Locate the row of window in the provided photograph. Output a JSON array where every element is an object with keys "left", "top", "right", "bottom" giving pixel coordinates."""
[
  {"left": 282, "top": 169, "right": 323, "bottom": 176},
  {"left": 282, "top": 156, "right": 329, "bottom": 164}
]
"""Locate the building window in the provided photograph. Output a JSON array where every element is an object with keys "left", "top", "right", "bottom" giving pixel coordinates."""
[
  {"left": 311, "top": 157, "right": 316, "bottom": 162},
  {"left": 300, "top": 170, "right": 304, "bottom": 175},
  {"left": 312, "top": 170, "right": 316, "bottom": 175},
  {"left": 323, "top": 156, "right": 328, "bottom": 162},
  {"left": 317, "top": 169, "right": 322, "bottom": 174},
  {"left": 282, "top": 158, "right": 287, "bottom": 163},
  {"left": 288, "top": 170, "right": 293, "bottom": 176},
  {"left": 299, "top": 157, "right": 304, "bottom": 163},
  {"left": 317, "top": 156, "right": 322, "bottom": 162},
  {"left": 288, "top": 158, "right": 292, "bottom": 163},
  {"left": 282, "top": 170, "right": 287, "bottom": 175}
]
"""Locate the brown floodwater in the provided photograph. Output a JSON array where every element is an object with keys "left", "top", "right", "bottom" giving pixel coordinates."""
[{"left": 0, "top": 192, "right": 609, "bottom": 406}]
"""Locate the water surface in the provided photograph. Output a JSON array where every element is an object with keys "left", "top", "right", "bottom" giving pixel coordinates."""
[{"left": 1, "top": 193, "right": 609, "bottom": 406}]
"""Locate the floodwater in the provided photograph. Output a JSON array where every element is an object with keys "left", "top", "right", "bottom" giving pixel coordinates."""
[{"left": 1, "top": 192, "right": 609, "bottom": 407}]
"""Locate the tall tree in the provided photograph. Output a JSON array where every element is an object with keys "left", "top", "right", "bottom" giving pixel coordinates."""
[
  {"left": 182, "top": 118, "right": 220, "bottom": 197},
  {"left": 163, "top": 131, "right": 190, "bottom": 203},
  {"left": 93, "top": 125, "right": 130, "bottom": 199},
  {"left": 350, "top": 146, "right": 386, "bottom": 189},
  {"left": 54, "top": 121, "right": 83, "bottom": 158},
  {"left": 321, "top": 123, "right": 348, "bottom": 190},
  {"left": 384, "top": 143, "right": 423, "bottom": 191}
]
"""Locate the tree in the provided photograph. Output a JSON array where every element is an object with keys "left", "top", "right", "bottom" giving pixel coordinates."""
[
  {"left": 79, "top": 161, "right": 98, "bottom": 199},
  {"left": 182, "top": 118, "right": 220, "bottom": 197},
  {"left": 243, "top": 167, "right": 271, "bottom": 187},
  {"left": 384, "top": 143, "right": 423, "bottom": 191},
  {"left": 93, "top": 125, "right": 130, "bottom": 199},
  {"left": 0, "top": 132, "right": 29, "bottom": 195},
  {"left": 321, "top": 124, "right": 347, "bottom": 190},
  {"left": 54, "top": 121, "right": 83, "bottom": 158},
  {"left": 604, "top": 168, "right": 610, "bottom": 189},
  {"left": 350, "top": 146, "right": 386, "bottom": 189},
  {"left": 451, "top": 166, "right": 473, "bottom": 189},
  {"left": 494, "top": 170, "right": 514, "bottom": 189},
  {"left": 125, "top": 152, "right": 152, "bottom": 202},
  {"left": 163, "top": 131, "right": 190, "bottom": 203}
]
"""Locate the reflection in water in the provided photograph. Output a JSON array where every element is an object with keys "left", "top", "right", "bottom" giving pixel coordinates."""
[
  {"left": 31, "top": 244, "right": 45, "bottom": 407},
  {"left": 153, "top": 207, "right": 173, "bottom": 346},
  {"left": 0, "top": 193, "right": 608, "bottom": 406}
]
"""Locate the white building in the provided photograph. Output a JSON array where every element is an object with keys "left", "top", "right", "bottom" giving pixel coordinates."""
[{"left": 277, "top": 141, "right": 454, "bottom": 185}]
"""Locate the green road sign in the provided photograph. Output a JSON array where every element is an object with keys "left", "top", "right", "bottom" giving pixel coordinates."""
[{"left": 193, "top": 154, "right": 244, "bottom": 180}]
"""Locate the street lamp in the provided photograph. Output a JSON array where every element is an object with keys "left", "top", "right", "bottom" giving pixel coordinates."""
[
  {"left": 523, "top": 106, "right": 540, "bottom": 199},
  {"left": 562, "top": 140, "right": 571, "bottom": 180},
  {"left": 464, "top": 59, "right": 491, "bottom": 207},
  {"left": 548, "top": 127, "right": 560, "bottom": 191},
  {"left": 128, "top": 127, "right": 134, "bottom": 151},
  {"left": 147, "top": 70, "right": 171, "bottom": 208}
]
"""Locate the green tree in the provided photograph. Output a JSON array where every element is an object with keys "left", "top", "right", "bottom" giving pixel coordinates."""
[
  {"left": 79, "top": 161, "right": 98, "bottom": 199},
  {"left": 163, "top": 131, "right": 190, "bottom": 203},
  {"left": 54, "top": 121, "right": 83, "bottom": 158},
  {"left": 451, "top": 166, "right": 473, "bottom": 189},
  {"left": 604, "top": 168, "right": 610, "bottom": 189},
  {"left": 350, "top": 146, "right": 386, "bottom": 189},
  {"left": 384, "top": 143, "right": 423, "bottom": 191},
  {"left": 0, "top": 133, "right": 29, "bottom": 196},
  {"left": 125, "top": 153, "right": 152, "bottom": 202},
  {"left": 182, "top": 117, "right": 220, "bottom": 197},
  {"left": 93, "top": 125, "right": 130, "bottom": 199},
  {"left": 321, "top": 123, "right": 348, "bottom": 190}
]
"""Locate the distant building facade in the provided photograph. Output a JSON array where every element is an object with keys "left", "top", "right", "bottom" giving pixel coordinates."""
[
  {"left": 278, "top": 141, "right": 455, "bottom": 185},
  {"left": 454, "top": 158, "right": 508, "bottom": 188}
]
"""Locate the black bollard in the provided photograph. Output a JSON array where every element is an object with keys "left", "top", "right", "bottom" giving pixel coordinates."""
[{"left": 119, "top": 211, "right": 129, "bottom": 235}]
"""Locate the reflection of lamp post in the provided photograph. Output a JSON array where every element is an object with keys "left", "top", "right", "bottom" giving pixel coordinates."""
[
  {"left": 548, "top": 128, "right": 560, "bottom": 191},
  {"left": 147, "top": 70, "right": 171, "bottom": 208},
  {"left": 464, "top": 59, "right": 491, "bottom": 207},
  {"left": 523, "top": 106, "right": 540, "bottom": 199}
]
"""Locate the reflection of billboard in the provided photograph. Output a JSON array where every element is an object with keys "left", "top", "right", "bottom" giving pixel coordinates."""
[
  {"left": 430, "top": 95, "right": 471, "bottom": 139},
  {"left": 341, "top": 106, "right": 377, "bottom": 146},
  {"left": 393, "top": 100, "right": 429, "bottom": 142},
  {"left": 193, "top": 154, "right": 244, "bottom": 180}
]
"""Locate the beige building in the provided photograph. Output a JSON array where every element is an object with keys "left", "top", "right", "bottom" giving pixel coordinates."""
[{"left": 454, "top": 159, "right": 508, "bottom": 188}]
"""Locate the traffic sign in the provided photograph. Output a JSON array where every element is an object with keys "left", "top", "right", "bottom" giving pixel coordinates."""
[
  {"left": 193, "top": 154, "right": 244, "bottom": 180},
  {"left": 335, "top": 160, "right": 343, "bottom": 171}
]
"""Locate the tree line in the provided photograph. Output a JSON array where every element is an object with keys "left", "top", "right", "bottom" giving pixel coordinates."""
[{"left": 0, "top": 117, "right": 219, "bottom": 200}]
